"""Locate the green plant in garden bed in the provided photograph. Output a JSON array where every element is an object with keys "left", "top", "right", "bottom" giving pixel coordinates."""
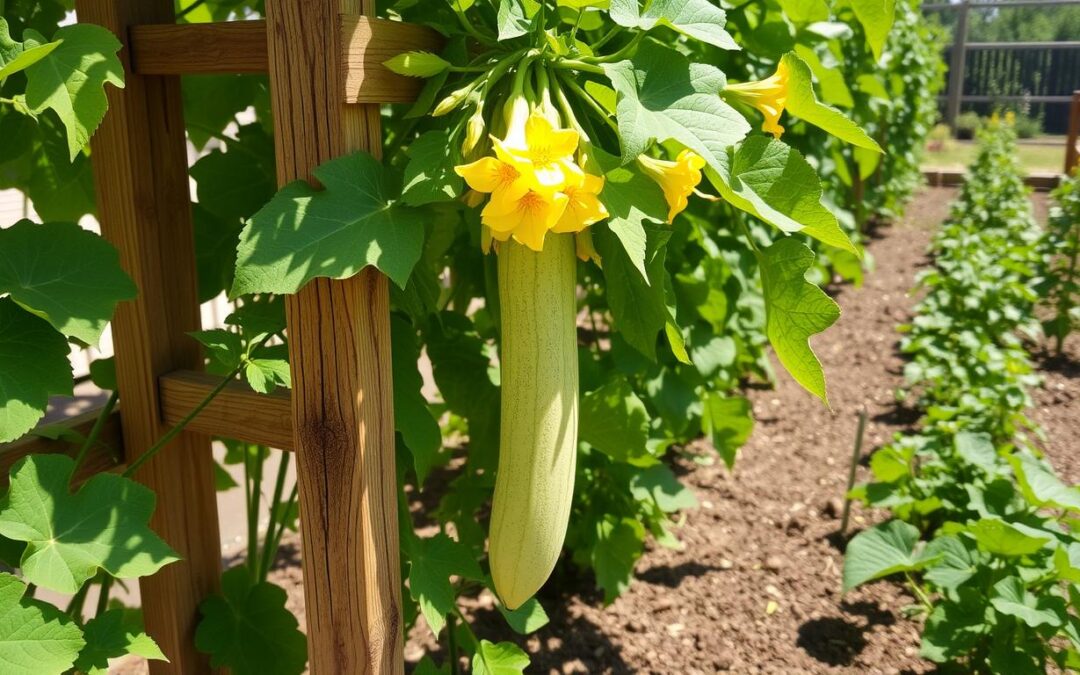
[
  {"left": 844, "top": 121, "right": 1080, "bottom": 672},
  {"left": 0, "top": 0, "right": 946, "bottom": 672},
  {"left": 1037, "top": 171, "right": 1080, "bottom": 355}
]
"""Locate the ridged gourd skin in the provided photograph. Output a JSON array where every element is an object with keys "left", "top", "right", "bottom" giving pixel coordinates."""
[{"left": 489, "top": 234, "right": 579, "bottom": 610}]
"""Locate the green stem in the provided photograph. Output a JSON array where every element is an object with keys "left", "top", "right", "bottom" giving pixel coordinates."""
[
  {"left": 259, "top": 450, "right": 291, "bottom": 580},
  {"left": 176, "top": 0, "right": 208, "bottom": 20},
  {"left": 589, "top": 26, "right": 621, "bottom": 51},
  {"left": 584, "top": 32, "right": 643, "bottom": 63},
  {"left": 568, "top": 10, "right": 584, "bottom": 45},
  {"left": 904, "top": 572, "right": 933, "bottom": 613},
  {"left": 264, "top": 482, "right": 298, "bottom": 575},
  {"left": 246, "top": 445, "right": 265, "bottom": 581},
  {"left": 66, "top": 580, "right": 91, "bottom": 620},
  {"left": 122, "top": 358, "right": 249, "bottom": 479},
  {"left": 737, "top": 218, "right": 763, "bottom": 255},
  {"left": 553, "top": 59, "right": 605, "bottom": 75},
  {"left": 549, "top": 70, "right": 587, "bottom": 140},
  {"left": 72, "top": 391, "right": 119, "bottom": 479},
  {"left": 447, "top": 611, "right": 459, "bottom": 674},
  {"left": 452, "top": 0, "right": 495, "bottom": 43},
  {"left": 557, "top": 71, "right": 617, "bottom": 133},
  {"left": 94, "top": 576, "right": 113, "bottom": 618}
]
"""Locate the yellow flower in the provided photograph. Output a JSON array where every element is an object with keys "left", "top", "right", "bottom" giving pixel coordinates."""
[
  {"left": 496, "top": 113, "right": 583, "bottom": 190},
  {"left": 1004, "top": 110, "right": 1016, "bottom": 126},
  {"left": 482, "top": 188, "right": 570, "bottom": 252},
  {"left": 553, "top": 173, "right": 607, "bottom": 234},
  {"left": 724, "top": 61, "right": 790, "bottom": 139},
  {"left": 637, "top": 150, "right": 706, "bottom": 223},
  {"left": 454, "top": 156, "right": 532, "bottom": 201}
]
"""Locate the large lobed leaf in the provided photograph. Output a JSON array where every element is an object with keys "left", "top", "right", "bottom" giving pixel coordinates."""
[
  {"left": 232, "top": 151, "right": 426, "bottom": 296},
  {"left": 22, "top": 23, "right": 125, "bottom": 161},
  {"left": 0, "top": 454, "right": 180, "bottom": 594},
  {"left": 603, "top": 41, "right": 749, "bottom": 169},
  {"left": 609, "top": 0, "right": 738, "bottom": 50},
  {"left": 758, "top": 238, "right": 840, "bottom": 403},
  {"left": 0, "top": 220, "right": 137, "bottom": 345}
]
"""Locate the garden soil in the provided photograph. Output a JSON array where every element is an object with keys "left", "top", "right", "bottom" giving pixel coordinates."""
[{"left": 115, "top": 187, "right": 1078, "bottom": 674}]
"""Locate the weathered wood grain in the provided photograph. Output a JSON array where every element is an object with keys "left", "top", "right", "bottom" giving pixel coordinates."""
[
  {"left": 266, "top": 0, "right": 404, "bottom": 672},
  {"left": 73, "top": 2, "right": 222, "bottom": 672},
  {"left": 130, "top": 16, "right": 443, "bottom": 105},
  {"left": 159, "top": 370, "right": 294, "bottom": 450}
]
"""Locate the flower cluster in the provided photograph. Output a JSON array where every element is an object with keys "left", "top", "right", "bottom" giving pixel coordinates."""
[{"left": 455, "top": 111, "right": 607, "bottom": 252}]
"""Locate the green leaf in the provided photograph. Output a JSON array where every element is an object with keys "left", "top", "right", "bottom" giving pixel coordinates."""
[
  {"left": 1008, "top": 452, "right": 1080, "bottom": 512},
  {"left": 497, "top": 0, "right": 534, "bottom": 39},
  {"left": 848, "top": 0, "right": 896, "bottom": 59},
  {"left": 0, "top": 31, "right": 59, "bottom": 80},
  {"left": 591, "top": 516, "right": 645, "bottom": 602},
  {"left": 0, "top": 220, "right": 137, "bottom": 345},
  {"left": 923, "top": 535, "right": 981, "bottom": 591},
  {"left": 497, "top": 597, "right": 550, "bottom": 635},
  {"left": 842, "top": 520, "right": 934, "bottom": 592},
  {"left": 0, "top": 454, "right": 180, "bottom": 594},
  {"left": 701, "top": 393, "right": 753, "bottom": 469},
  {"left": 190, "top": 126, "right": 276, "bottom": 224},
  {"left": 594, "top": 224, "right": 670, "bottom": 359},
  {"left": 472, "top": 639, "right": 530, "bottom": 675},
  {"left": 189, "top": 328, "right": 244, "bottom": 372},
  {"left": 0, "top": 299, "right": 72, "bottom": 443},
  {"left": 758, "top": 238, "right": 840, "bottom": 403},
  {"left": 244, "top": 358, "right": 290, "bottom": 394},
  {"left": 970, "top": 518, "right": 1052, "bottom": 557},
  {"left": 75, "top": 609, "right": 167, "bottom": 675},
  {"left": 990, "top": 576, "right": 1066, "bottom": 628},
  {"left": 406, "top": 533, "right": 483, "bottom": 637},
  {"left": 602, "top": 41, "right": 749, "bottom": 168},
  {"left": 195, "top": 567, "right": 307, "bottom": 675},
  {"left": 869, "top": 446, "right": 910, "bottom": 482},
  {"left": 182, "top": 75, "right": 263, "bottom": 150},
  {"left": 0, "top": 572, "right": 85, "bottom": 675},
  {"left": 391, "top": 315, "right": 442, "bottom": 485},
  {"left": 792, "top": 45, "right": 852, "bottom": 108},
  {"left": 401, "top": 130, "right": 463, "bottom": 206},
  {"left": 779, "top": 52, "right": 881, "bottom": 152},
  {"left": 88, "top": 357, "right": 117, "bottom": 391},
  {"left": 579, "top": 377, "right": 651, "bottom": 465},
  {"left": 706, "top": 137, "right": 857, "bottom": 254},
  {"left": 23, "top": 24, "right": 125, "bottom": 161},
  {"left": 631, "top": 464, "right": 697, "bottom": 512},
  {"left": 920, "top": 588, "right": 990, "bottom": 663},
  {"left": 777, "top": 0, "right": 829, "bottom": 24},
  {"left": 954, "top": 432, "right": 998, "bottom": 474},
  {"left": 609, "top": 0, "right": 738, "bottom": 49},
  {"left": 232, "top": 151, "right": 426, "bottom": 295},
  {"left": 592, "top": 147, "right": 668, "bottom": 281}
]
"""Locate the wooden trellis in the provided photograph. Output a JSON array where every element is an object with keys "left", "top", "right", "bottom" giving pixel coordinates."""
[{"left": 2, "top": 0, "right": 439, "bottom": 672}]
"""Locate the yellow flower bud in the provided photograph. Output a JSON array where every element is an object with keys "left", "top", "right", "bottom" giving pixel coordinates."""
[
  {"left": 462, "top": 112, "right": 486, "bottom": 157},
  {"left": 433, "top": 80, "right": 480, "bottom": 117}
]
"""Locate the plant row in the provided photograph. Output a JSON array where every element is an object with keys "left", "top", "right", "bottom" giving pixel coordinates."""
[{"left": 843, "top": 122, "right": 1080, "bottom": 673}]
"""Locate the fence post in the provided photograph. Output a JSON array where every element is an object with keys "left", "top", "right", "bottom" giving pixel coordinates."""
[
  {"left": 264, "top": 0, "right": 404, "bottom": 672},
  {"left": 1067, "top": 91, "right": 1080, "bottom": 174},
  {"left": 946, "top": 0, "right": 970, "bottom": 129},
  {"left": 73, "top": 1, "right": 222, "bottom": 673}
]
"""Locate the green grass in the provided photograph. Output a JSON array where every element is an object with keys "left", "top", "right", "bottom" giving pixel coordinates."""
[{"left": 922, "top": 138, "right": 1066, "bottom": 174}]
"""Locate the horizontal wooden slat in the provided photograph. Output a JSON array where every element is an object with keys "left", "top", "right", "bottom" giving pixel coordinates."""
[
  {"left": 0, "top": 408, "right": 125, "bottom": 486},
  {"left": 340, "top": 15, "right": 444, "bottom": 103},
  {"left": 130, "top": 20, "right": 269, "bottom": 74},
  {"left": 159, "top": 370, "right": 294, "bottom": 450},
  {"left": 130, "top": 16, "right": 443, "bottom": 104}
]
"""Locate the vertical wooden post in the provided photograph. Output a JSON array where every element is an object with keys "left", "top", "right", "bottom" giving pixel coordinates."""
[
  {"left": 1066, "top": 90, "right": 1080, "bottom": 175},
  {"left": 265, "top": 0, "right": 404, "bottom": 673},
  {"left": 74, "top": 1, "right": 222, "bottom": 673},
  {"left": 945, "top": 0, "right": 970, "bottom": 130}
]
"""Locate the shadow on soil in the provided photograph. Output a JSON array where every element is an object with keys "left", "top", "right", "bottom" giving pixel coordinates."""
[{"left": 796, "top": 600, "right": 896, "bottom": 667}]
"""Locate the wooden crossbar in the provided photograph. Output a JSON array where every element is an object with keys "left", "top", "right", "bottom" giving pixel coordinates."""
[
  {"left": 0, "top": 408, "right": 125, "bottom": 485},
  {"left": 160, "top": 371, "right": 294, "bottom": 450},
  {"left": 130, "top": 16, "right": 442, "bottom": 103}
]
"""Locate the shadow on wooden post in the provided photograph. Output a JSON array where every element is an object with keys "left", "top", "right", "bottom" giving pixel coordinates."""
[{"left": 265, "top": 0, "right": 405, "bottom": 672}]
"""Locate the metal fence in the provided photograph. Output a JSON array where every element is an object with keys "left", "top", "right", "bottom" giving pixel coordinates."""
[{"left": 927, "top": 0, "right": 1080, "bottom": 134}]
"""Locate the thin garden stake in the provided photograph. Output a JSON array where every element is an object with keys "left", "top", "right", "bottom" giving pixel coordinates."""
[{"left": 840, "top": 409, "right": 868, "bottom": 537}]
